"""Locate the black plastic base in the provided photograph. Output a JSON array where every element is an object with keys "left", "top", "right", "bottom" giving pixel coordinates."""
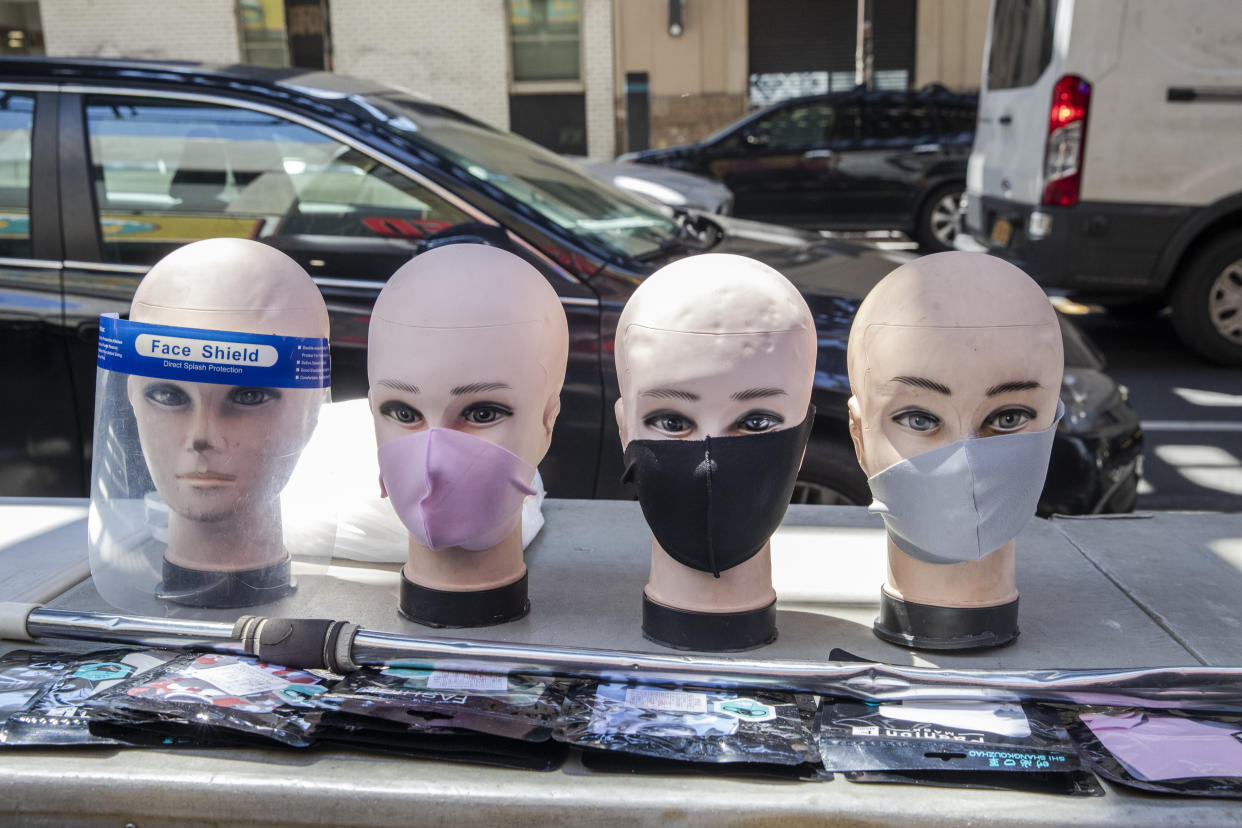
[
  {"left": 873, "top": 591, "right": 1020, "bottom": 651},
  {"left": 158, "top": 557, "right": 293, "bottom": 609},
  {"left": 399, "top": 571, "right": 530, "bottom": 628},
  {"left": 642, "top": 593, "right": 777, "bottom": 652}
]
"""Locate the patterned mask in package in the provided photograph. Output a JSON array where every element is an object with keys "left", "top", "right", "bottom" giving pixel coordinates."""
[
  {"left": 316, "top": 663, "right": 563, "bottom": 742},
  {"left": 555, "top": 682, "right": 818, "bottom": 766},
  {"left": 0, "top": 651, "right": 77, "bottom": 728},
  {"left": 83, "top": 652, "right": 330, "bottom": 747},
  {"left": 2, "top": 649, "right": 176, "bottom": 746},
  {"left": 816, "top": 699, "right": 1080, "bottom": 773}
]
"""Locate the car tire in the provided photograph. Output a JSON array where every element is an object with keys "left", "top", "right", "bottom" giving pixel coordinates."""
[
  {"left": 914, "top": 183, "right": 963, "bottom": 253},
  {"left": 1170, "top": 232, "right": 1242, "bottom": 365},
  {"left": 792, "top": 438, "right": 871, "bottom": 506}
]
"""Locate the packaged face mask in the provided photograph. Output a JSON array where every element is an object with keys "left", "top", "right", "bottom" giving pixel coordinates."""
[
  {"left": 555, "top": 682, "right": 818, "bottom": 766},
  {"left": 316, "top": 664, "right": 563, "bottom": 742},
  {"left": 1, "top": 648, "right": 176, "bottom": 746},
  {"left": 816, "top": 698, "right": 1079, "bottom": 773},
  {"left": 0, "top": 650, "right": 77, "bottom": 727},
  {"left": 83, "top": 652, "right": 330, "bottom": 747},
  {"left": 1063, "top": 707, "right": 1242, "bottom": 798},
  {"left": 843, "top": 768, "right": 1103, "bottom": 796},
  {"left": 622, "top": 407, "right": 814, "bottom": 576},
  {"left": 866, "top": 401, "right": 1064, "bottom": 564}
]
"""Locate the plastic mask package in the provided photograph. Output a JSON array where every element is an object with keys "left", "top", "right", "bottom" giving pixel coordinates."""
[
  {"left": 0, "top": 651, "right": 79, "bottom": 728},
  {"left": 555, "top": 682, "right": 820, "bottom": 771},
  {"left": 1, "top": 648, "right": 177, "bottom": 746},
  {"left": 1062, "top": 707, "right": 1242, "bottom": 798},
  {"left": 81, "top": 652, "right": 331, "bottom": 747},
  {"left": 816, "top": 699, "right": 1083, "bottom": 779},
  {"left": 315, "top": 663, "right": 565, "bottom": 742}
]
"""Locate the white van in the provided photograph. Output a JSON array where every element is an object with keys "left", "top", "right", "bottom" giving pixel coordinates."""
[{"left": 959, "top": 0, "right": 1242, "bottom": 364}]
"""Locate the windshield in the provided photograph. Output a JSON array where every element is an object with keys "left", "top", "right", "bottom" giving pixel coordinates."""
[{"left": 366, "top": 93, "right": 679, "bottom": 259}]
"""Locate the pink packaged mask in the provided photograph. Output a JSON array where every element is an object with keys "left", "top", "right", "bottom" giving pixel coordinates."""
[
  {"left": 378, "top": 427, "right": 536, "bottom": 552},
  {"left": 1081, "top": 712, "right": 1242, "bottom": 782}
]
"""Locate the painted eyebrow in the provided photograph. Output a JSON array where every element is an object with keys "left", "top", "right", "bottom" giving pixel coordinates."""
[
  {"left": 987, "top": 380, "right": 1042, "bottom": 396},
  {"left": 640, "top": 387, "right": 700, "bottom": 401},
  {"left": 731, "top": 387, "right": 787, "bottom": 401},
  {"left": 892, "top": 376, "right": 952, "bottom": 395},
  {"left": 376, "top": 379, "right": 420, "bottom": 394},
  {"left": 451, "top": 381, "right": 511, "bottom": 395}
]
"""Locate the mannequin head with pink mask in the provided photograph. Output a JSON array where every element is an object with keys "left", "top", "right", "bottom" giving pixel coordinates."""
[{"left": 368, "top": 243, "right": 569, "bottom": 627}]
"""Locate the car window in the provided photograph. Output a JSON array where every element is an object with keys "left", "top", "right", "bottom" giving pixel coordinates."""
[
  {"left": 858, "top": 102, "right": 934, "bottom": 143},
  {"left": 988, "top": 0, "right": 1057, "bottom": 91},
  {"left": 84, "top": 95, "right": 474, "bottom": 267},
  {"left": 0, "top": 91, "right": 35, "bottom": 259},
  {"left": 751, "top": 102, "right": 834, "bottom": 149}
]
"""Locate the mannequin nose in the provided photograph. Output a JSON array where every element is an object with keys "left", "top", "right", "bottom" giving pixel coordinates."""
[{"left": 188, "top": 406, "right": 224, "bottom": 452}]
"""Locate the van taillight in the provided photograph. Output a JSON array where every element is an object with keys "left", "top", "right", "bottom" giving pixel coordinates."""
[{"left": 1042, "top": 75, "right": 1091, "bottom": 207}]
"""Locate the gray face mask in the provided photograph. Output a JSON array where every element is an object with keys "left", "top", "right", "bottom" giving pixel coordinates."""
[{"left": 866, "top": 401, "right": 1064, "bottom": 565}]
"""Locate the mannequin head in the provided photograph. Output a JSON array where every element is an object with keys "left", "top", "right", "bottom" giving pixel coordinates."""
[
  {"left": 367, "top": 243, "right": 569, "bottom": 469},
  {"left": 615, "top": 254, "right": 816, "bottom": 449},
  {"left": 127, "top": 238, "right": 329, "bottom": 541},
  {"left": 846, "top": 251, "right": 1062, "bottom": 480}
]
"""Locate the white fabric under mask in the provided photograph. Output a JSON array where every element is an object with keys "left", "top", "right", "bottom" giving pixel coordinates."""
[{"left": 866, "top": 400, "right": 1064, "bottom": 565}]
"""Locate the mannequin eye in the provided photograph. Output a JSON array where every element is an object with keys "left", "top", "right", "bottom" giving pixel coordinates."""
[
  {"left": 229, "top": 387, "right": 281, "bottom": 407},
  {"left": 462, "top": 402, "right": 513, "bottom": 426},
  {"left": 379, "top": 400, "right": 423, "bottom": 426},
  {"left": 983, "top": 406, "right": 1035, "bottom": 433},
  {"left": 644, "top": 410, "right": 694, "bottom": 436},
  {"left": 892, "top": 408, "right": 941, "bottom": 433},
  {"left": 143, "top": 382, "right": 190, "bottom": 408},
  {"left": 735, "top": 410, "right": 784, "bottom": 433}
]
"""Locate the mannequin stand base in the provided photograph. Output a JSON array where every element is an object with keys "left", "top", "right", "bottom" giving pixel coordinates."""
[
  {"left": 873, "top": 591, "right": 1019, "bottom": 650},
  {"left": 399, "top": 572, "right": 530, "bottom": 628},
  {"left": 158, "top": 557, "right": 293, "bottom": 609},
  {"left": 642, "top": 594, "right": 777, "bottom": 652}
]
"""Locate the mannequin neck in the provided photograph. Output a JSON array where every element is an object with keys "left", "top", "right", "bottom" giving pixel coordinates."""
[
  {"left": 645, "top": 537, "right": 776, "bottom": 614},
  {"left": 884, "top": 535, "right": 1018, "bottom": 608},
  {"left": 403, "top": 523, "right": 526, "bottom": 592},
  {"left": 164, "top": 503, "right": 286, "bottom": 572}
]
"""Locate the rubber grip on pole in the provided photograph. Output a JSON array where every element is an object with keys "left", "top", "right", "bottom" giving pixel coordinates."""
[
  {"left": 0, "top": 602, "right": 40, "bottom": 642},
  {"left": 231, "top": 616, "right": 360, "bottom": 673}
]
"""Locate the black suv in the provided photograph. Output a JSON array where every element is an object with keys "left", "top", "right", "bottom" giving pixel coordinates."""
[
  {"left": 0, "top": 58, "right": 1140, "bottom": 516},
  {"left": 621, "top": 86, "right": 977, "bottom": 252}
]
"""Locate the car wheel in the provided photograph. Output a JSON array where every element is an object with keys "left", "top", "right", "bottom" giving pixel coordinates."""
[
  {"left": 915, "top": 183, "right": 963, "bottom": 253},
  {"left": 1170, "top": 232, "right": 1242, "bottom": 365},
  {"left": 791, "top": 438, "right": 871, "bottom": 506}
]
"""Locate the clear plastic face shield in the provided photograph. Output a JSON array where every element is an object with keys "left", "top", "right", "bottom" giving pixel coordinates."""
[{"left": 88, "top": 314, "right": 336, "bottom": 616}]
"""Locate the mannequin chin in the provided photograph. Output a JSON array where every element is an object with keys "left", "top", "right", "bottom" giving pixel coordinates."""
[
  {"left": 367, "top": 243, "right": 568, "bottom": 627},
  {"left": 846, "top": 251, "right": 1063, "bottom": 648},
  {"left": 615, "top": 253, "right": 816, "bottom": 650},
  {"left": 127, "top": 238, "right": 329, "bottom": 585}
]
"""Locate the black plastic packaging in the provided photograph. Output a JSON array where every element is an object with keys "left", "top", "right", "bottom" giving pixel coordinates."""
[
  {"left": 555, "top": 682, "right": 818, "bottom": 766},
  {"left": 0, "top": 650, "right": 76, "bottom": 727},
  {"left": 844, "top": 768, "right": 1103, "bottom": 796}
]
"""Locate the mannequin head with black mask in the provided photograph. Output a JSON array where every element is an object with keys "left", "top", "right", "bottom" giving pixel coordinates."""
[
  {"left": 368, "top": 243, "right": 569, "bottom": 628},
  {"left": 615, "top": 253, "right": 816, "bottom": 651},
  {"left": 847, "top": 251, "right": 1064, "bottom": 650}
]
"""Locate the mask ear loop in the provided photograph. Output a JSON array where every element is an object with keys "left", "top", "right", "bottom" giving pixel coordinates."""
[{"left": 704, "top": 435, "right": 720, "bottom": 579}]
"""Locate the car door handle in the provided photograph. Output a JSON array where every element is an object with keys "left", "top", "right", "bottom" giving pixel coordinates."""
[
  {"left": 999, "top": 114, "right": 1013, "bottom": 125},
  {"left": 802, "top": 149, "right": 833, "bottom": 159},
  {"left": 913, "top": 143, "right": 943, "bottom": 154}
]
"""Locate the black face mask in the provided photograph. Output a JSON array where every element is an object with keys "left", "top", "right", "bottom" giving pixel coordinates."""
[{"left": 621, "top": 406, "right": 815, "bottom": 577}]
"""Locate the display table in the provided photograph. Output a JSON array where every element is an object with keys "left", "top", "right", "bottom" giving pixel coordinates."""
[{"left": 2, "top": 498, "right": 1241, "bottom": 825}]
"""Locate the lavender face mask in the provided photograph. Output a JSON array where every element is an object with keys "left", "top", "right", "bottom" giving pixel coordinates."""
[{"left": 378, "top": 428, "right": 536, "bottom": 552}]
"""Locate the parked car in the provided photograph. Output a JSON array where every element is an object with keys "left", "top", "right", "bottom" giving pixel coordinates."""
[
  {"left": 619, "top": 85, "right": 977, "bottom": 252},
  {"left": 567, "top": 156, "right": 733, "bottom": 215},
  {"left": 960, "top": 0, "right": 1242, "bottom": 365},
  {"left": 0, "top": 58, "right": 1140, "bottom": 517}
]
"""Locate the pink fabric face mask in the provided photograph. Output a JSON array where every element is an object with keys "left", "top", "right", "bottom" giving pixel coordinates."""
[{"left": 378, "top": 428, "right": 537, "bottom": 552}]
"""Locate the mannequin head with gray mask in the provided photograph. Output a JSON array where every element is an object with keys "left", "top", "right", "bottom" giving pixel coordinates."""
[{"left": 847, "top": 251, "right": 1063, "bottom": 650}]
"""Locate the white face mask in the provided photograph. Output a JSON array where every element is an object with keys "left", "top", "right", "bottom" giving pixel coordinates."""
[{"left": 866, "top": 401, "right": 1064, "bottom": 565}]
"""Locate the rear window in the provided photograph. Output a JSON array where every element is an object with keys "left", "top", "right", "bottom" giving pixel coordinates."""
[{"left": 987, "top": 0, "right": 1057, "bottom": 90}]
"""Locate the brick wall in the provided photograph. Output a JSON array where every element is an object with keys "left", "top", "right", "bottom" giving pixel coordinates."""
[
  {"left": 330, "top": 0, "right": 510, "bottom": 131},
  {"left": 41, "top": 0, "right": 241, "bottom": 62}
]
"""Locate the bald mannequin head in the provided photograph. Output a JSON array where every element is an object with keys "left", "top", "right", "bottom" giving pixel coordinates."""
[
  {"left": 367, "top": 243, "right": 569, "bottom": 468},
  {"left": 615, "top": 253, "right": 816, "bottom": 446},
  {"left": 847, "top": 251, "right": 1063, "bottom": 477},
  {"left": 125, "top": 238, "right": 328, "bottom": 570}
]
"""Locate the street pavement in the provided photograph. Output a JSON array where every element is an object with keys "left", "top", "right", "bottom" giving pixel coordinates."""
[{"left": 837, "top": 234, "right": 1241, "bottom": 514}]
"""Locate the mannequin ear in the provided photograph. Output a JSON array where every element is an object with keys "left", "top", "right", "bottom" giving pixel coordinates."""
[
  {"left": 541, "top": 392, "right": 561, "bottom": 449},
  {"left": 847, "top": 395, "right": 867, "bottom": 474},
  {"left": 614, "top": 396, "right": 629, "bottom": 450}
]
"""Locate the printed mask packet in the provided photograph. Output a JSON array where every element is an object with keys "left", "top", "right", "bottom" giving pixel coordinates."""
[
  {"left": 816, "top": 698, "right": 1080, "bottom": 773},
  {"left": 555, "top": 682, "right": 819, "bottom": 766},
  {"left": 0, "top": 650, "right": 79, "bottom": 728}
]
